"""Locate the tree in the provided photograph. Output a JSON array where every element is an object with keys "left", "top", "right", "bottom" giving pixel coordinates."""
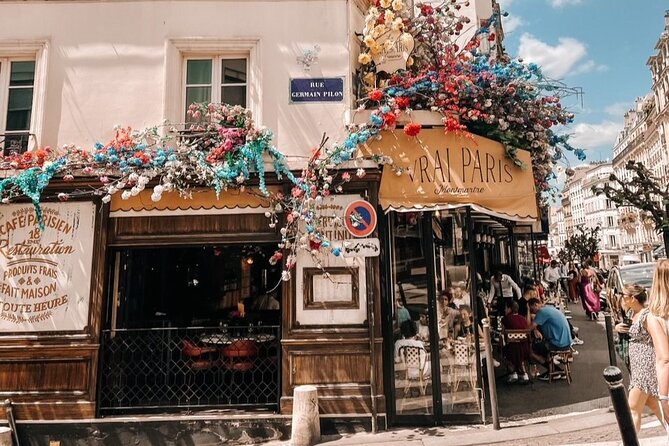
[
  {"left": 558, "top": 226, "right": 601, "bottom": 263},
  {"left": 592, "top": 160, "right": 669, "bottom": 253}
]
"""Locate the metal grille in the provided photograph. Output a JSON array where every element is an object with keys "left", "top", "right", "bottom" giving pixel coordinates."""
[
  {"left": 98, "top": 326, "right": 280, "bottom": 415},
  {"left": 0, "top": 132, "right": 31, "bottom": 156}
]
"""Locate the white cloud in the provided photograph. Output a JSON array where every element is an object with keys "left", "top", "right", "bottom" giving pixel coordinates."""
[
  {"left": 567, "top": 121, "right": 621, "bottom": 150},
  {"left": 604, "top": 101, "right": 633, "bottom": 117},
  {"left": 503, "top": 15, "right": 524, "bottom": 34},
  {"left": 498, "top": 0, "right": 515, "bottom": 8},
  {"left": 518, "top": 33, "right": 598, "bottom": 78},
  {"left": 549, "top": 0, "right": 582, "bottom": 7}
]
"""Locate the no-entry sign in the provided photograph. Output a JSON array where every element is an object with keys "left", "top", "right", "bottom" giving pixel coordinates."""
[{"left": 344, "top": 200, "right": 377, "bottom": 238}]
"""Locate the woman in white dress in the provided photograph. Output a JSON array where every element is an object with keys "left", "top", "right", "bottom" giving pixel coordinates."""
[{"left": 644, "top": 259, "right": 669, "bottom": 424}]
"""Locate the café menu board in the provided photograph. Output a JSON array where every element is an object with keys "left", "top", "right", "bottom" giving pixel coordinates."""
[{"left": 0, "top": 202, "right": 95, "bottom": 332}]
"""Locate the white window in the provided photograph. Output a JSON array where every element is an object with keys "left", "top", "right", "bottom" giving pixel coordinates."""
[
  {"left": 0, "top": 59, "right": 36, "bottom": 155},
  {"left": 0, "top": 40, "right": 48, "bottom": 155},
  {"left": 165, "top": 38, "right": 260, "bottom": 125},
  {"left": 184, "top": 57, "right": 248, "bottom": 120}
]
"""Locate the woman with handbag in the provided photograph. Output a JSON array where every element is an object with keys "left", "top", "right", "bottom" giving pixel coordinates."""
[{"left": 615, "top": 283, "right": 663, "bottom": 432}]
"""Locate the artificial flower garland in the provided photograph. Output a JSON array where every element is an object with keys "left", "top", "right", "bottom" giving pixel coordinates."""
[
  {"left": 0, "top": 3, "right": 586, "bottom": 285},
  {"left": 0, "top": 103, "right": 295, "bottom": 229}
]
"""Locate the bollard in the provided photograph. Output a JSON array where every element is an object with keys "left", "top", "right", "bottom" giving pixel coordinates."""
[
  {"left": 290, "top": 385, "right": 321, "bottom": 446},
  {"left": 603, "top": 366, "right": 639, "bottom": 446},
  {"left": 0, "top": 427, "right": 10, "bottom": 446},
  {"left": 604, "top": 314, "right": 617, "bottom": 367}
]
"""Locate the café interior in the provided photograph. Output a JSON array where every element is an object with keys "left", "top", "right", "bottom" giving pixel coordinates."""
[{"left": 98, "top": 243, "right": 282, "bottom": 415}]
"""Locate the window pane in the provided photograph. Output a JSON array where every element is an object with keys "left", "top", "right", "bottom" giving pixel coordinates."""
[
  {"left": 186, "top": 86, "right": 211, "bottom": 106},
  {"left": 6, "top": 88, "right": 34, "bottom": 131},
  {"left": 221, "top": 59, "right": 246, "bottom": 84},
  {"left": 221, "top": 86, "right": 246, "bottom": 107},
  {"left": 186, "top": 59, "right": 212, "bottom": 85},
  {"left": 10, "top": 61, "right": 35, "bottom": 87}
]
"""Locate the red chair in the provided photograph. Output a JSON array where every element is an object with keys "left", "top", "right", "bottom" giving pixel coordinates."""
[
  {"left": 182, "top": 339, "right": 218, "bottom": 369},
  {"left": 221, "top": 340, "right": 258, "bottom": 371}
]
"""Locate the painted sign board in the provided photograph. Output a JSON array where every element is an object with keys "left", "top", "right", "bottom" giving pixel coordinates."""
[
  {"left": 290, "top": 77, "right": 344, "bottom": 103},
  {"left": 0, "top": 202, "right": 96, "bottom": 332},
  {"left": 344, "top": 200, "right": 377, "bottom": 238}
]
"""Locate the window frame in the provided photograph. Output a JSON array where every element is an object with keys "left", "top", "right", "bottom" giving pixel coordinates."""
[
  {"left": 0, "top": 57, "right": 37, "bottom": 152},
  {"left": 182, "top": 55, "right": 249, "bottom": 120},
  {"left": 165, "top": 38, "right": 260, "bottom": 127},
  {"left": 0, "top": 40, "right": 49, "bottom": 153}
]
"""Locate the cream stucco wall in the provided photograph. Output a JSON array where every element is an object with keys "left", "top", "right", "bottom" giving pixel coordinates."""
[{"left": 0, "top": 0, "right": 352, "bottom": 168}]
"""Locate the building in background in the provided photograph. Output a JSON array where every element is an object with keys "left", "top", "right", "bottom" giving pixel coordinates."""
[
  {"left": 610, "top": 10, "right": 669, "bottom": 261},
  {"left": 555, "top": 163, "right": 620, "bottom": 267}
]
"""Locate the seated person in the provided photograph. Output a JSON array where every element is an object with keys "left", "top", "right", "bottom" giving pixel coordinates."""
[
  {"left": 437, "top": 294, "right": 462, "bottom": 341},
  {"left": 254, "top": 292, "right": 280, "bottom": 310},
  {"left": 527, "top": 298, "right": 573, "bottom": 380},
  {"left": 452, "top": 286, "right": 470, "bottom": 308},
  {"left": 457, "top": 305, "right": 474, "bottom": 339},
  {"left": 501, "top": 301, "right": 530, "bottom": 383},
  {"left": 396, "top": 298, "right": 416, "bottom": 339},
  {"left": 417, "top": 311, "right": 430, "bottom": 342}
]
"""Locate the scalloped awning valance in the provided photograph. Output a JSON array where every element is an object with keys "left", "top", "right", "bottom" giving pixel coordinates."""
[
  {"left": 361, "top": 129, "right": 539, "bottom": 221},
  {"left": 110, "top": 187, "right": 279, "bottom": 217}
]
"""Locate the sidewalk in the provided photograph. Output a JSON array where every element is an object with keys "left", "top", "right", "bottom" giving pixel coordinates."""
[{"left": 265, "top": 408, "right": 665, "bottom": 446}]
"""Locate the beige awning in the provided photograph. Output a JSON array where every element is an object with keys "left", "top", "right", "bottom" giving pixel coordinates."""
[
  {"left": 361, "top": 129, "right": 539, "bottom": 221},
  {"left": 110, "top": 187, "right": 277, "bottom": 217}
]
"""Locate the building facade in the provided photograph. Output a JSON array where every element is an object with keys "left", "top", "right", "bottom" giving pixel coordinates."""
[
  {"left": 610, "top": 11, "right": 669, "bottom": 260},
  {"left": 0, "top": 0, "right": 523, "bottom": 440},
  {"left": 556, "top": 163, "right": 621, "bottom": 268}
]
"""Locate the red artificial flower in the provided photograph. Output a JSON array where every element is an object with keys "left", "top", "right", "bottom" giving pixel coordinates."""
[
  {"left": 404, "top": 123, "right": 422, "bottom": 137},
  {"left": 309, "top": 239, "right": 322, "bottom": 251},
  {"left": 369, "top": 89, "right": 383, "bottom": 102},
  {"left": 396, "top": 97, "right": 410, "bottom": 109},
  {"left": 383, "top": 112, "right": 397, "bottom": 128}
]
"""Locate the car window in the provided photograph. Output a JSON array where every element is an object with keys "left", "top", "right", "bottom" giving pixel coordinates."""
[{"left": 619, "top": 264, "right": 655, "bottom": 289}]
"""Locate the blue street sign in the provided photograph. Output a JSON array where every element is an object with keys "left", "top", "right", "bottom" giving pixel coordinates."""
[{"left": 290, "top": 78, "right": 344, "bottom": 103}]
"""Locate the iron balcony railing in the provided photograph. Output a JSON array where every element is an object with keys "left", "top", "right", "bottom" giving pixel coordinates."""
[{"left": 97, "top": 325, "right": 281, "bottom": 415}]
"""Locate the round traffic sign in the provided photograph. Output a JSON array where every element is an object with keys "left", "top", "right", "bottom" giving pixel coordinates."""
[{"left": 344, "top": 200, "right": 377, "bottom": 238}]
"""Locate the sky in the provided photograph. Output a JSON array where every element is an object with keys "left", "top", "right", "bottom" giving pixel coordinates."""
[{"left": 498, "top": 0, "right": 668, "bottom": 168}]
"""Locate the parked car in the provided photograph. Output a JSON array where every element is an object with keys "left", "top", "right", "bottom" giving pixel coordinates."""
[{"left": 603, "top": 262, "right": 656, "bottom": 323}]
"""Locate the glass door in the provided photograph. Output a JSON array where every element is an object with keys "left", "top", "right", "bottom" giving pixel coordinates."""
[
  {"left": 388, "top": 210, "right": 483, "bottom": 424},
  {"left": 431, "top": 211, "right": 482, "bottom": 418}
]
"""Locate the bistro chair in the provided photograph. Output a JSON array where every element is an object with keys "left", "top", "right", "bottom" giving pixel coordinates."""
[
  {"left": 450, "top": 340, "right": 476, "bottom": 390},
  {"left": 181, "top": 339, "right": 219, "bottom": 405},
  {"left": 398, "top": 345, "right": 430, "bottom": 412},
  {"left": 221, "top": 340, "right": 259, "bottom": 372},
  {"left": 548, "top": 349, "right": 573, "bottom": 384},
  {"left": 502, "top": 329, "right": 531, "bottom": 379}
]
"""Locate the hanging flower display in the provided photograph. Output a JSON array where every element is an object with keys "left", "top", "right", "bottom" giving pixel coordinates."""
[
  {"left": 0, "top": 103, "right": 295, "bottom": 229},
  {"left": 0, "top": 2, "right": 589, "bottom": 288},
  {"left": 354, "top": 0, "right": 585, "bottom": 205}
]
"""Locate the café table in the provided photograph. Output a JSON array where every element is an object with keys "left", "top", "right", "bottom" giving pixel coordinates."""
[{"left": 199, "top": 333, "right": 277, "bottom": 345}]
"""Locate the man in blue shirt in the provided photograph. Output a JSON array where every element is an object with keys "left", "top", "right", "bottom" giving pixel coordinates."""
[{"left": 527, "top": 298, "right": 572, "bottom": 380}]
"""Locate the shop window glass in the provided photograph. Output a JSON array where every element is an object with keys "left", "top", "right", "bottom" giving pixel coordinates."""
[
  {"left": 184, "top": 57, "right": 247, "bottom": 121},
  {"left": 390, "top": 210, "right": 480, "bottom": 417}
]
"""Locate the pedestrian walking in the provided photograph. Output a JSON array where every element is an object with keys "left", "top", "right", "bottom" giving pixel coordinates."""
[
  {"left": 614, "top": 283, "right": 663, "bottom": 432},
  {"left": 579, "top": 259, "right": 601, "bottom": 320},
  {"left": 645, "top": 260, "right": 669, "bottom": 431}
]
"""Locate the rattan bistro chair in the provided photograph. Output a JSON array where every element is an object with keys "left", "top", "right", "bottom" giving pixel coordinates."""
[
  {"left": 548, "top": 349, "right": 573, "bottom": 384},
  {"left": 502, "top": 329, "right": 531, "bottom": 376},
  {"left": 398, "top": 345, "right": 430, "bottom": 412}
]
